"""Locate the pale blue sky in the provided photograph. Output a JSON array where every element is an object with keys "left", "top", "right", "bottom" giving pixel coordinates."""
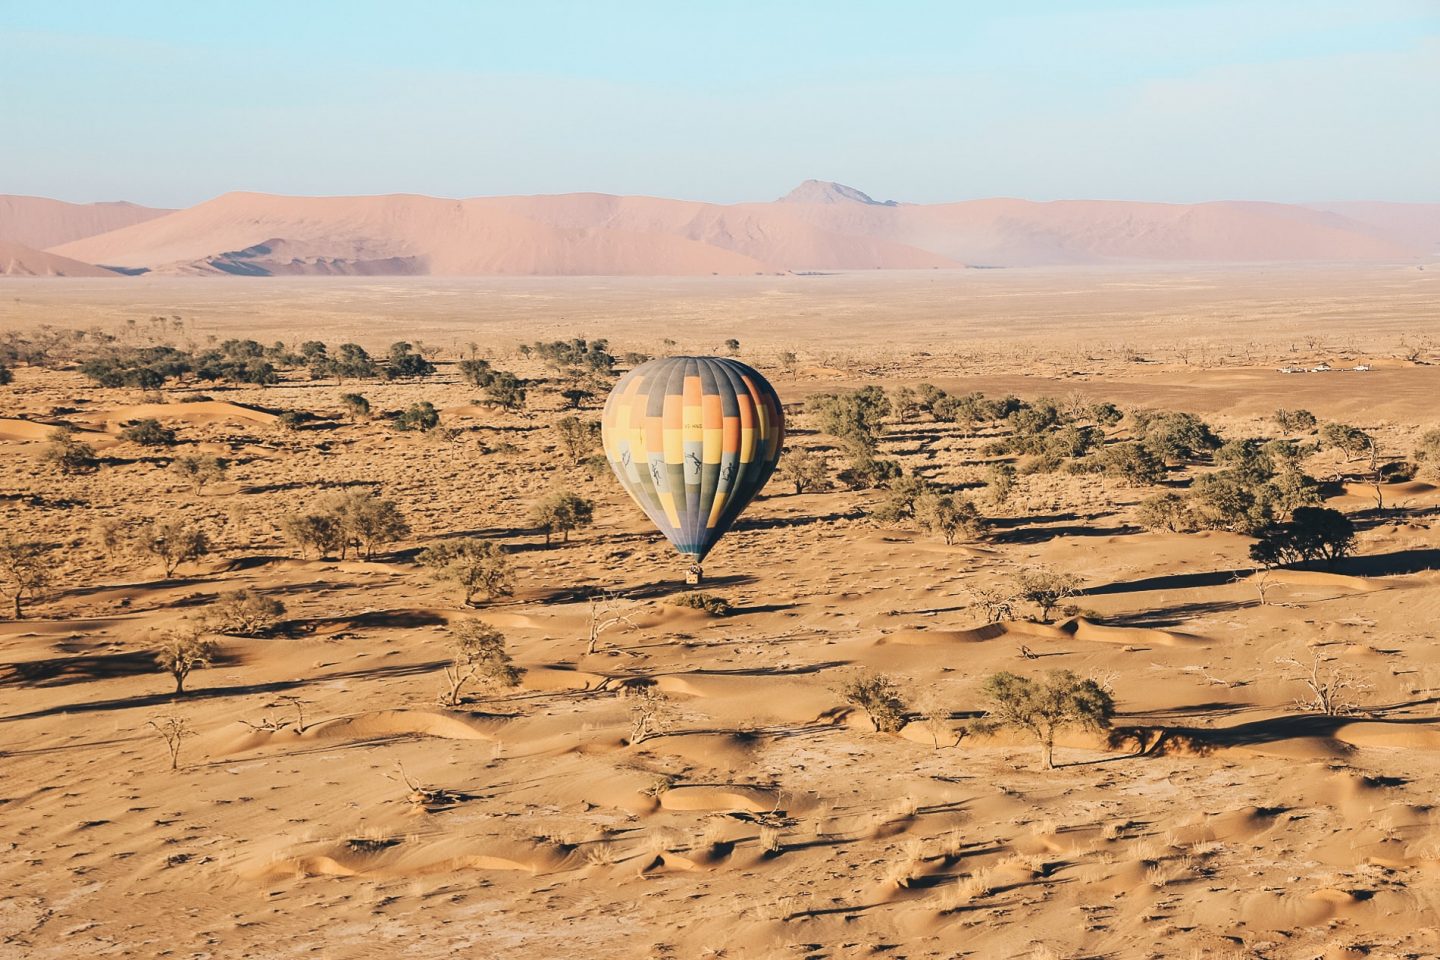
[{"left": 2, "top": 1, "right": 1436, "bottom": 206}]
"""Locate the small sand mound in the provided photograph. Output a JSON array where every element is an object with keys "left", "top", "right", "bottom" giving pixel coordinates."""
[
  {"left": 96, "top": 400, "right": 280, "bottom": 431},
  {"left": 1259, "top": 569, "right": 1383, "bottom": 592},
  {"left": 306, "top": 710, "right": 504, "bottom": 742},
  {"left": 659, "top": 786, "right": 778, "bottom": 813},
  {"left": 0, "top": 418, "right": 110, "bottom": 443},
  {"left": 1333, "top": 721, "right": 1440, "bottom": 749},
  {"left": 1065, "top": 617, "right": 1204, "bottom": 647}
]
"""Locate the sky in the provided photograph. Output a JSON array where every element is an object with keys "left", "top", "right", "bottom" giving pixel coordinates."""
[{"left": 1, "top": 0, "right": 1437, "bottom": 207}]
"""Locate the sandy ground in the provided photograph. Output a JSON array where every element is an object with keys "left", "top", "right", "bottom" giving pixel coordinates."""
[{"left": 2, "top": 267, "right": 1440, "bottom": 960}]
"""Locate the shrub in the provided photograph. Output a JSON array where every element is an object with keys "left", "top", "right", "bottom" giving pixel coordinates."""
[
  {"left": 1273, "top": 408, "right": 1317, "bottom": 433},
  {"left": 385, "top": 342, "right": 436, "bottom": 380},
  {"left": 839, "top": 670, "right": 908, "bottom": 733},
  {"left": 1097, "top": 441, "right": 1166, "bottom": 485},
  {"left": 971, "top": 670, "right": 1115, "bottom": 770},
  {"left": 281, "top": 511, "right": 342, "bottom": 559},
  {"left": 914, "top": 492, "right": 986, "bottom": 545},
  {"left": 482, "top": 372, "right": 527, "bottom": 411},
  {"left": 457, "top": 358, "right": 495, "bottom": 387},
  {"left": 394, "top": 402, "right": 440, "bottom": 432},
  {"left": 120, "top": 418, "right": 178, "bottom": 447},
  {"left": 1249, "top": 506, "right": 1355, "bottom": 568},
  {"left": 530, "top": 490, "right": 595, "bottom": 545},
  {"left": 207, "top": 589, "right": 286, "bottom": 636},
  {"left": 777, "top": 446, "right": 829, "bottom": 494},
  {"left": 340, "top": 393, "right": 371, "bottom": 421},
  {"left": 871, "top": 474, "right": 934, "bottom": 524},
  {"left": 986, "top": 463, "right": 1016, "bottom": 504},
  {"left": 1136, "top": 492, "right": 1193, "bottom": 532},
  {"left": 1415, "top": 428, "right": 1440, "bottom": 479},
  {"left": 42, "top": 428, "right": 98, "bottom": 474},
  {"left": 138, "top": 519, "right": 211, "bottom": 577},
  {"left": 1320, "top": 422, "right": 1372, "bottom": 460},
  {"left": 1133, "top": 410, "right": 1221, "bottom": 463},
  {"left": 417, "top": 538, "right": 514, "bottom": 606},
  {"left": 170, "top": 453, "right": 227, "bottom": 492},
  {"left": 0, "top": 362, "right": 11, "bottom": 386},
  {"left": 808, "top": 386, "right": 890, "bottom": 455},
  {"left": 667, "top": 592, "right": 731, "bottom": 616},
  {"left": 837, "top": 454, "right": 901, "bottom": 490}
]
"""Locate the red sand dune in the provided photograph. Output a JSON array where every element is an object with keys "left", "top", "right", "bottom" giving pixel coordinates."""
[
  {"left": 35, "top": 181, "right": 1440, "bottom": 277},
  {"left": 0, "top": 240, "right": 121, "bottom": 277},
  {"left": 0, "top": 195, "right": 172, "bottom": 250}
]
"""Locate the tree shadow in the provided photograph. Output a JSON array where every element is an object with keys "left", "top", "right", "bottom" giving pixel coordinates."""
[{"left": 0, "top": 659, "right": 448, "bottom": 722}]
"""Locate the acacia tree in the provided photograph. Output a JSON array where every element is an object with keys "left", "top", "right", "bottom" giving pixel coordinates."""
[
  {"left": 777, "top": 447, "right": 829, "bottom": 494},
  {"left": 971, "top": 670, "right": 1115, "bottom": 770},
  {"left": 156, "top": 621, "right": 214, "bottom": 695},
  {"left": 915, "top": 492, "right": 986, "bottom": 545},
  {"left": 439, "top": 619, "right": 520, "bottom": 706},
  {"left": 417, "top": 538, "right": 514, "bottom": 606},
  {"left": 1014, "top": 568, "right": 1083, "bottom": 621},
  {"left": 170, "top": 453, "right": 227, "bottom": 493},
  {"left": 0, "top": 537, "right": 55, "bottom": 619},
  {"left": 530, "top": 491, "right": 595, "bottom": 545},
  {"left": 553, "top": 416, "right": 602, "bottom": 464},
  {"left": 139, "top": 519, "right": 211, "bottom": 577},
  {"left": 839, "top": 670, "right": 908, "bottom": 733}
]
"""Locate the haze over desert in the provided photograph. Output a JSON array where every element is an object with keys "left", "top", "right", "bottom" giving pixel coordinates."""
[{"left": 3, "top": 3, "right": 1440, "bottom": 959}]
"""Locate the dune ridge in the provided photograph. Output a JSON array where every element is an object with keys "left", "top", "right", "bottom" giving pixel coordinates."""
[{"left": 33, "top": 182, "right": 1439, "bottom": 277}]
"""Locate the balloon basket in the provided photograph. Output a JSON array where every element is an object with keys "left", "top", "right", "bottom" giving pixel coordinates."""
[{"left": 685, "top": 565, "right": 703, "bottom": 586}]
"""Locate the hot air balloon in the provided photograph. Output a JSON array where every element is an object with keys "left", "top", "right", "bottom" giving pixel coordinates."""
[{"left": 602, "top": 356, "right": 785, "bottom": 582}]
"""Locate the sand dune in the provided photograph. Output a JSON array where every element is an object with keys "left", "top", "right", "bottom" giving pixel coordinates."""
[
  {"left": 43, "top": 182, "right": 1436, "bottom": 277},
  {"left": 0, "top": 240, "right": 119, "bottom": 277},
  {"left": 0, "top": 195, "right": 172, "bottom": 250}
]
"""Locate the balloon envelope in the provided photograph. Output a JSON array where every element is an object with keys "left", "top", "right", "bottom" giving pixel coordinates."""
[{"left": 602, "top": 356, "right": 785, "bottom": 561}]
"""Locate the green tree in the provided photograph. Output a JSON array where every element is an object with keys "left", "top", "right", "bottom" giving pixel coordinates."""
[
  {"left": 530, "top": 491, "right": 595, "bottom": 545},
  {"left": 340, "top": 393, "right": 371, "bottom": 421},
  {"left": 553, "top": 416, "right": 602, "bottom": 464},
  {"left": 169, "top": 453, "right": 227, "bottom": 493},
  {"left": 915, "top": 492, "right": 986, "bottom": 545},
  {"left": 120, "top": 418, "right": 178, "bottom": 447},
  {"left": 777, "top": 446, "right": 829, "bottom": 494},
  {"left": 839, "top": 670, "right": 908, "bottom": 733},
  {"left": 138, "top": 519, "right": 211, "bottom": 577},
  {"left": 42, "top": 428, "right": 98, "bottom": 474},
  {"left": 1250, "top": 506, "right": 1356, "bottom": 568},
  {"left": 439, "top": 619, "right": 520, "bottom": 706},
  {"left": 1014, "top": 568, "right": 1083, "bottom": 621},
  {"left": 0, "top": 537, "right": 55, "bottom": 619},
  {"left": 482, "top": 372, "right": 527, "bottom": 412},
  {"left": 971, "top": 671, "right": 1115, "bottom": 770},
  {"left": 394, "top": 402, "right": 440, "bottom": 432},
  {"left": 809, "top": 386, "right": 891, "bottom": 455}
]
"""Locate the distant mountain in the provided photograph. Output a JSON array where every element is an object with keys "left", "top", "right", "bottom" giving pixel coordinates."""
[
  {"left": 779, "top": 180, "right": 897, "bottom": 206},
  {"left": 0, "top": 195, "right": 172, "bottom": 250},
  {"left": 18, "top": 183, "right": 1437, "bottom": 278}
]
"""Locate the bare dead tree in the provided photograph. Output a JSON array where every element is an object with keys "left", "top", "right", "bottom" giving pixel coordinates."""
[
  {"left": 1277, "top": 653, "right": 1371, "bottom": 716},
  {"left": 147, "top": 714, "right": 194, "bottom": 770},
  {"left": 586, "top": 590, "right": 637, "bottom": 655}
]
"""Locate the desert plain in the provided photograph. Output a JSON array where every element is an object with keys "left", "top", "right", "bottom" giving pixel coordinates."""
[{"left": 2, "top": 264, "right": 1440, "bottom": 960}]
